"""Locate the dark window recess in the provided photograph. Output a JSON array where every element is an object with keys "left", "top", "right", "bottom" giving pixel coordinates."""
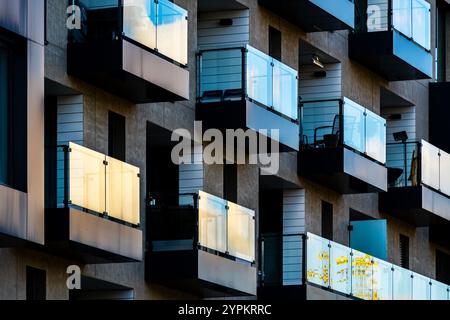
[
  {"left": 44, "top": 96, "right": 58, "bottom": 208},
  {"left": 321, "top": 201, "right": 333, "bottom": 240},
  {"left": 223, "top": 163, "right": 237, "bottom": 203},
  {"left": 399, "top": 234, "right": 410, "bottom": 269},
  {"left": 269, "top": 26, "right": 282, "bottom": 61},
  {"left": 436, "top": 3, "right": 446, "bottom": 82},
  {"left": 26, "top": 266, "right": 46, "bottom": 301},
  {"left": 0, "top": 34, "right": 27, "bottom": 192},
  {"left": 436, "top": 250, "right": 450, "bottom": 284},
  {"left": 0, "top": 45, "right": 8, "bottom": 185},
  {"left": 108, "top": 111, "right": 126, "bottom": 162}
]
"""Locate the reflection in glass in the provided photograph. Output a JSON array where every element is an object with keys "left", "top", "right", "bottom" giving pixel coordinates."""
[
  {"left": 372, "top": 258, "right": 393, "bottom": 300},
  {"left": 156, "top": 0, "right": 188, "bottom": 65},
  {"left": 123, "top": 0, "right": 157, "bottom": 50},
  {"left": 393, "top": 266, "right": 412, "bottom": 300},
  {"left": 227, "top": 202, "right": 255, "bottom": 262},
  {"left": 352, "top": 250, "right": 373, "bottom": 300},
  {"left": 343, "top": 98, "right": 365, "bottom": 154},
  {"left": 246, "top": 45, "right": 273, "bottom": 108},
  {"left": 366, "top": 109, "right": 386, "bottom": 164},
  {"left": 393, "top": 0, "right": 412, "bottom": 38},
  {"left": 272, "top": 59, "right": 298, "bottom": 120},
  {"left": 69, "top": 143, "right": 106, "bottom": 215},
  {"left": 306, "top": 233, "right": 330, "bottom": 287},
  {"left": 412, "top": 0, "right": 431, "bottom": 50},
  {"left": 198, "top": 191, "right": 227, "bottom": 254},
  {"left": 106, "top": 157, "right": 140, "bottom": 225},
  {"left": 330, "top": 242, "right": 351, "bottom": 295},
  {"left": 412, "top": 273, "right": 430, "bottom": 300}
]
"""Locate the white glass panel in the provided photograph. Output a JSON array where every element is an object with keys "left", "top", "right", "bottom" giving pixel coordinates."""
[
  {"left": 227, "top": 202, "right": 255, "bottom": 262},
  {"left": 440, "top": 149, "right": 450, "bottom": 196},
  {"left": 372, "top": 257, "right": 393, "bottom": 300},
  {"left": 393, "top": 0, "right": 412, "bottom": 38},
  {"left": 430, "top": 279, "right": 448, "bottom": 300},
  {"left": 106, "top": 156, "right": 140, "bottom": 225},
  {"left": 412, "top": 273, "right": 430, "bottom": 300},
  {"left": 343, "top": 98, "right": 365, "bottom": 154},
  {"left": 123, "top": 0, "right": 157, "bottom": 50},
  {"left": 366, "top": 108, "right": 386, "bottom": 163},
  {"left": 412, "top": 0, "right": 431, "bottom": 50},
  {"left": 393, "top": 266, "right": 413, "bottom": 300},
  {"left": 156, "top": 0, "right": 188, "bottom": 65},
  {"left": 272, "top": 59, "right": 298, "bottom": 120},
  {"left": 421, "top": 140, "right": 440, "bottom": 191},
  {"left": 198, "top": 191, "right": 227, "bottom": 253},
  {"left": 246, "top": 45, "right": 273, "bottom": 108},
  {"left": 69, "top": 142, "right": 106, "bottom": 214}
]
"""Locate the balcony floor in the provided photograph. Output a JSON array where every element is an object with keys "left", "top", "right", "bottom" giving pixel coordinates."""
[{"left": 298, "top": 147, "right": 387, "bottom": 194}]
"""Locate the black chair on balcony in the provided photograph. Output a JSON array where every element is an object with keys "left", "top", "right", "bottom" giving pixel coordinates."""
[{"left": 314, "top": 115, "right": 341, "bottom": 148}]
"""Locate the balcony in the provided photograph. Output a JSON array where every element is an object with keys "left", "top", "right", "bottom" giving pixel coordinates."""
[
  {"left": 260, "top": 233, "right": 450, "bottom": 300},
  {"left": 258, "top": 0, "right": 354, "bottom": 32},
  {"left": 349, "top": 0, "right": 432, "bottom": 81},
  {"left": 197, "top": 45, "right": 299, "bottom": 151},
  {"left": 146, "top": 191, "right": 257, "bottom": 297},
  {"left": 299, "top": 97, "right": 387, "bottom": 194},
  {"left": 380, "top": 141, "right": 450, "bottom": 240},
  {"left": 67, "top": 0, "right": 189, "bottom": 103},
  {"left": 45, "top": 143, "right": 142, "bottom": 263}
]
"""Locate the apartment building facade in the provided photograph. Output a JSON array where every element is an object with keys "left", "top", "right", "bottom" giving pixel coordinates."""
[{"left": 1, "top": 0, "right": 450, "bottom": 300}]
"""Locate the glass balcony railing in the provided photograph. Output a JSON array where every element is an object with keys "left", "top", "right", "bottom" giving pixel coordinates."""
[
  {"left": 387, "top": 140, "right": 450, "bottom": 196},
  {"left": 306, "top": 232, "right": 450, "bottom": 300},
  {"left": 57, "top": 142, "right": 140, "bottom": 226},
  {"left": 198, "top": 45, "right": 299, "bottom": 121},
  {"left": 364, "top": 0, "right": 431, "bottom": 50},
  {"left": 70, "top": 0, "right": 188, "bottom": 65},
  {"left": 300, "top": 97, "right": 386, "bottom": 164},
  {"left": 148, "top": 191, "right": 256, "bottom": 263}
]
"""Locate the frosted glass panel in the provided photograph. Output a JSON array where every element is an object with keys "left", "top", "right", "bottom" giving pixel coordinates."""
[
  {"left": 306, "top": 233, "right": 330, "bottom": 287},
  {"left": 198, "top": 191, "right": 227, "bottom": 254},
  {"left": 343, "top": 98, "right": 365, "bottom": 154},
  {"left": 273, "top": 59, "right": 298, "bottom": 120},
  {"left": 351, "top": 250, "right": 373, "bottom": 300},
  {"left": 123, "top": 0, "right": 157, "bottom": 50},
  {"left": 372, "top": 258, "right": 393, "bottom": 300},
  {"left": 246, "top": 45, "right": 273, "bottom": 108},
  {"left": 412, "top": 273, "right": 431, "bottom": 300},
  {"left": 156, "top": 0, "right": 188, "bottom": 65},
  {"left": 412, "top": 0, "right": 431, "bottom": 50},
  {"left": 69, "top": 143, "right": 106, "bottom": 214},
  {"left": 106, "top": 156, "right": 140, "bottom": 225},
  {"left": 329, "top": 241, "right": 351, "bottom": 295},
  {"left": 393, "top": 0, "right": 412, "bottom": 38},
  {"left": 421, "top": 140, "right": 440, "bottom": 191},
  {"left": 366, "top": 108, "right": 386, "bottom": 164},
  {"left": 393, "top": 266, "right": 412, "bottom": 300},
  {"left": 430, "top": 279, "right": 448, "bottom": 300},
  {"left": 227, "top": 202, "right": 255, "bottom": 262}
]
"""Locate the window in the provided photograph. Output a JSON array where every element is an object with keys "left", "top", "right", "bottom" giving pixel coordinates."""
[
  {"left": 399, "top": 234, "right": 409, "bottom": 269},
  {"left": 269, "top": 26, "right": 281, "bottom": 61},
  {"left": 108, "top": 111, "right": 126, "bottom": 162},
  {"left": 223, "top": 163, "right": 237, "bottom": 203},
  {"left": 436, "top": 250, "right": 450, "bottom": 284},
  {"left": 26, "top": 266, "right": 46, "bottom": 300},
  {"left": 0, "top": 46, "right": 8, "bottom": 185},
  {"left": 321, "top": 201, "right": 333, "bottom": 240}
]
